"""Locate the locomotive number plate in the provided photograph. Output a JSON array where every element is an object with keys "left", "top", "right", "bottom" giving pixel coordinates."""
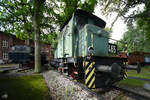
[{"left": 108, "top": 43, "right": 117, "bottom": 54}]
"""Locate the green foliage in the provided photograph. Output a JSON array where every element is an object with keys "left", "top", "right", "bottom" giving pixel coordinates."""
[
  {"left": 0, "top": 0, "right": 97, "bottom": 52},
  {"left": 0, "top": 0, "right": 58, "bottom": 45},
  {"left": 57, "top": 0, "right": 97, "bottom": 27},
  {"left": 116, "top": 39, "right": 127, "bottom": 52},
  {"left": 0, "top": 0, "right": 34, "bottom": 40},
  {"left": 137, "top": 17, "right": 150, "bottom": 40},
  {"left": 117, "top": 20, "right": 150, "bottom": 53},
  {"left": 98, "top": 0, "right": 150, "bottom": 40}
]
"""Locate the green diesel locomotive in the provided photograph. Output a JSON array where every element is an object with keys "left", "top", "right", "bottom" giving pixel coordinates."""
[{"left": 51, "top": 9, "right": 140, "bottom": 88}]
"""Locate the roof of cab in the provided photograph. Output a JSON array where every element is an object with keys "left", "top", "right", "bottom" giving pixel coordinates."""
[{"left": 60, "top": 9, "right": 106, "bottom": 31}]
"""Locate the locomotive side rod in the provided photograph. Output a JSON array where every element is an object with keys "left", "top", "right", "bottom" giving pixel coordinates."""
[{"left": 112, "top": 85, "right": 150, "bottom": 100}]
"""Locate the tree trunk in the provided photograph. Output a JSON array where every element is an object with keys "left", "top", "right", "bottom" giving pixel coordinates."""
[{"left": 33, "top": 0, "right": 45, "bottom": 73}]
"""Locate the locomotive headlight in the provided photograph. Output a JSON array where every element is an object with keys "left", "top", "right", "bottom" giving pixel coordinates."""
[{"left": 88, "top": 46, "right": 94, "bottom": 54}]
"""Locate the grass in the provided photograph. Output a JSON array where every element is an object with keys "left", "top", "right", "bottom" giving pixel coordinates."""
[
  {"left": 118, "top": 79, "right": 146, "bottom": 88},
  {"left": 118, "top": 66, "right": 150, "bottom": 87},
  {"left": 0, "top": 74, "right": 51, "bottom": 100},
  {"left": 127, "top": 65, "right": 150, "bottom": 79}
]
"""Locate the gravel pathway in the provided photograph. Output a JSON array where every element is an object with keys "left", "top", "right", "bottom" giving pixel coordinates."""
[{"left": 43, "top": 70, "right": 104, "bottom": 100}]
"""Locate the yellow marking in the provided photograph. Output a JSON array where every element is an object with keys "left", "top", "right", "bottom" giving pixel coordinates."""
[
  {"left": 85, "top": 68, "right": 90, "bottom": 76},
  {"left": 125, "top": 71, "right": 127, "bottom": 75},
  {"left": 84, "top": 61, "right": 95, "bottom": 88},
  {"left": 88, "top": 76, "right": 95, "bottom": 88},
  {"left": 85, "top": 68, "right": 95, "bottom": 84},
  {"left": 92, "top": 84, "right": 95, "bottom": 88},
  {"left": 91, "top": 33, "right": 94, "bottom": 47},
  {"left": 123, "top": 71, "right": 128, "bottom": 79},
  {"left": 83, "top": 38, "right": 86, "bottom": 56},
  {"left": 85, "top": 62, "right": 95, "bottom": 75},
  {"left": 85, "top": 62, "right": 88, "bottom": 67},
  {"left": 83, "top": 61, "right": 89, "bottom": 67},
  {"left": 85, "top": 31, "right": 87, "bottom": 37},
  {"left": 83, "top": 61, "right": 85, "bottom": 67},
  {"left": 124, "top": 71, "right": 128, "bottom": 78}
]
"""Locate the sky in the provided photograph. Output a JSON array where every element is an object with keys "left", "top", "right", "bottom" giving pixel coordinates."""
[
  {"left": 94, "top": 4, "right": 144, "bottom": 41},
  {"left": 94, "top": 5, "right": 127, "bottom": 41}
]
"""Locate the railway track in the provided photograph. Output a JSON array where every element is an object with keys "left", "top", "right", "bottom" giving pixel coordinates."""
[
  {"left": 112, "top": 85, "right": 150, "bottom": 100},
  {"left": 128, "top": 76, "right": 150, "bottom": 82},
  {"left": 53, "top": 70, "right": 150, "bottom": 100}
]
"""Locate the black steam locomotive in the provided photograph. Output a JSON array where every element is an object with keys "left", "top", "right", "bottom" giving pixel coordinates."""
[{"left": 9, "top": 45, "right": 48, "bottom": 68}]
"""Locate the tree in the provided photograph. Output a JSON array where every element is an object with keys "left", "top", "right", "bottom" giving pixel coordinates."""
[
  {"left": 33, "top": 0, "right": 46, "bottom": 73},
  {"left": 55, "top": 0, "right": 97, "bottom": 27},
  {"left": 0, "top": 0, "right": 98, "bottom": 72},
  {"left": 0, "top": 0, "right": 56, "bottom": 72},
  {"left": 0, "top": 0, "right": 97, "bottom": 46},
  {"left": 0, "top": 0, "right": 58, "bottom": 45},
  {"left": 0, "top": 0, "right": 34, "bottom": 44},
  {"left": 117, "top": 23, "right": 150, "bottom": 53},
  {"left": 98, "top": 0, "right": 150, "bottom": 39}
]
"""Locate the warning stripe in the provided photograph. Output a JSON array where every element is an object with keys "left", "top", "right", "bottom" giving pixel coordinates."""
[
  {"left": 88, "top": 76, "right": 95, "bottom": 88},
  {"left": 86, "top": 72, "right": 95, "bottom": 86},
  {"left": 83, "top": 61, "right": 91, "bottom": 70},
  {"left": 83, "top": 61, "right": 95, "bottom": 89},
  {"left": 123, "top": 71, "right": 128, "bottom": 79},
  {"left": 85, "top": 65, "right": 95, "bottom": 78},
  {"left": 85, "top": 67, "right": 95, "bottom": 84},
  {"left": 85, "top": 62, "right": 95, "bottom": 75},
  {"left": 91, "top": 81, "right": 95, "bottom": 88}
]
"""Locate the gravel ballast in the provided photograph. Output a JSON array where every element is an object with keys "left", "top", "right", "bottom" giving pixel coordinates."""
[{"left": 43, "top": 70, "right": 104, "bottom": 100}]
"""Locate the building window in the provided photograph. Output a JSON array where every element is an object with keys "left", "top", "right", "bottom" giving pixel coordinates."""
[
  {"left": 2, "top": 52, "right": 8, "bottom": 60},
  {"left": 2, "top": 40, "right": 8, "bottom": 48}
]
